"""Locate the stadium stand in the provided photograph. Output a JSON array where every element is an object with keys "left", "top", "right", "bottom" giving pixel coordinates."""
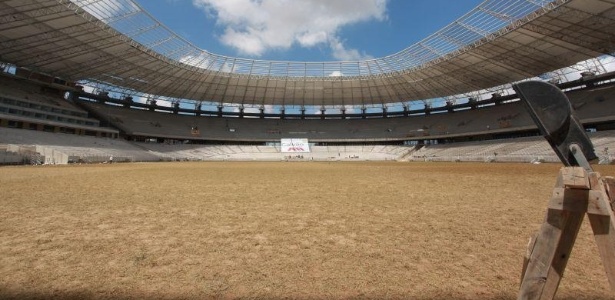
[
  {"left": 410, "top": 131, "right": 615, "bottom": 164},
  {"left": 0, "top": 145, "right": 23, "bottom": 165},
  {"left": 73, "top": 82, "right": 615, "bottom": 143},
  {"left": 0, "top": 0, "right": 614, "bottom": 165},
  {"left": 1, "top": 76, "right": 614, "bottom": 165},
  {"left": 0, "top": 74, "right": 118, "bottom": 138},
  {"left": 0, "top": 126, "right": 414, "bottom": 163},
  {"left": 0, "top": 127, "right": 159, "bottom": 164},
  {"left": 4, "top": 117, "right": 613, "bottom": 165}
]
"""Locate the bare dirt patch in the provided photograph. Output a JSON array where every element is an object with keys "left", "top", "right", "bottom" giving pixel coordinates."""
[{"left": 1, "top": 162, "right": 614, "bottom": 299}]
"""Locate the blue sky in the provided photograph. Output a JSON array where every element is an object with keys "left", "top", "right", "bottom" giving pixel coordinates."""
[
  {"left": 87, "top": 0, "right": 615, "bottom": 112},
  {"left": 136, "top": 0, "right": 483, "bottom": 62}
]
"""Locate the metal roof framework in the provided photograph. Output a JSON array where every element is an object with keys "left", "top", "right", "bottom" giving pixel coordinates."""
[{"left": 0, "top": 0, "right": 614, "bottom": 109}]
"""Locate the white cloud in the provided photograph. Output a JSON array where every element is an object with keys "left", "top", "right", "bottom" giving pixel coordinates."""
[
  {"left": 178, "top": 52, "right": 235, "bottom": 72},
  {"left": 192, "top": 0, "right": 388, "bottom": 59},
  {"left": 263, "top": 104, "right": 279, "bottom": 114},
  {"left": 79, "top": 0, "right": 139, "bottom": 21},
  {"left": 329, "top": 36, "right": 372, "bottom": 61},
  {"left": 343, "top": 105, "right": 359, "bottom": 114}
]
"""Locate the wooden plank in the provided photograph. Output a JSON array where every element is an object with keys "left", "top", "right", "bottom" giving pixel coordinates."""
[
  {"left": 603, "top": 176, "right": 615, "bottom": 211},
  {"left": 548, "top": 188, "right": 589, "bottom": 213},
  {"left": 561, "top": 167, "right": 590, "bottom": 189},
  {"left": 588, "top": 190, "right": 612, "bottom": 216},
  {"left": 540, "top": 209, "right": 585, "bottom": 299},
  {"left": 518, "top": 208, "right": 585, "bottom": 300},
  {"left": 521, "top": 232, "right": 538, "bottom": 285},
  {"left": 587, "top": 176, "right": 615, "bottom": 291},
  {"left": 589, "top": 172, "right": 602, "bottom": 190},
  {"left": 588, "top": 212, "right": 615, "bottom": 291},
  {"left": 519, "top": 169, "right": 615, "bottom": 299}
]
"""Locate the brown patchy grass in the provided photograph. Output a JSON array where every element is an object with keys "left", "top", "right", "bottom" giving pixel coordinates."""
[{"left": 0, "top": 162, "right": 614, "bottom": 300}]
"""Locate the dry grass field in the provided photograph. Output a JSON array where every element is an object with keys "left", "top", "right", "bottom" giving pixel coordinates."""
[{"left": 1, "top": 161, "right": 614, "bottom": 300}]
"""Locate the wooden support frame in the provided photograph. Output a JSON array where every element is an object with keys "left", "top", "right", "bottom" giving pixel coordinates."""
[{"left": 518, "top": 167, "right": 615, "bottom": 300}]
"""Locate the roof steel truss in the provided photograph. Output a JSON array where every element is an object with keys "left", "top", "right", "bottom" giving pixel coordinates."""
[{"left": 0, "top": 0, "right": 614, "bottom": 107}]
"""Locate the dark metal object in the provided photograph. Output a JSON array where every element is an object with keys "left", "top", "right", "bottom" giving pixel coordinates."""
[
  {"left": 512, "top": 81, "right": 597, "bottom": 168},
  {"left": 570, "top": 144, "right": 593, "bottom": 173}
]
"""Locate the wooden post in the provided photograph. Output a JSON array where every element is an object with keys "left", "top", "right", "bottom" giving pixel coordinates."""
[
  {"left": 586, "top": 173, "right": 615, "bottom": 291},
  {"left": 604, "top": 177, "right": 615, "bottom": 210},
  {"left": 521, "top": 233, "right": 538, "bottom": 285},
  {"left": 518, "top": 167, "right": 615, "bottom": 299}
]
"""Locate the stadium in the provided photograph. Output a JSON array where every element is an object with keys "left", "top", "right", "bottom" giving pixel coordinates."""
[{"left": 1, "top": 0, "right": 615, "bottom": 299}]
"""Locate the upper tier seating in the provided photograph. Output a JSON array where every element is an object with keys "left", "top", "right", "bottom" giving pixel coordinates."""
[
  {"left": 78, "top": 83, "right": 615, "bottom": 142},
  {"left": 0, "top": 75, "right": 117, "bottom": 135}
]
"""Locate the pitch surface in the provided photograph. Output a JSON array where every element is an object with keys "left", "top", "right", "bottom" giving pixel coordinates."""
[{"left": 1, "top": 162, "right": 614, "bottom": 299}]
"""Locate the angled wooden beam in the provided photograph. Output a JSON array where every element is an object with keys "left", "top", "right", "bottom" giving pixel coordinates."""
[
  {"left": 519, "top": 168, "right": 615, "bottom": 299},
  {"left": 587, "top": 173, "right": 615, "bottom": 291},
  {"left": 518, "top": 169, "right": 586, "bottom": 300}
]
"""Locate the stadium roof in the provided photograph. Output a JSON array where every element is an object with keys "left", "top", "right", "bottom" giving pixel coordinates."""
[{"left": 1, "top": 0, "right": 614, "bottom": 108}]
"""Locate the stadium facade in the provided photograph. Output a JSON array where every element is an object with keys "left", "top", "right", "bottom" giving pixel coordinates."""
[{"left": 1, "top": 0, "right": 615, "bottom": 164}]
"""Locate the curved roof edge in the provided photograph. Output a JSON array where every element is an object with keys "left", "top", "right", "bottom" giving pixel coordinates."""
[
  {"left": 1, "top": 0, "right": 614, "bottom": 106},
  {"left": 75, "top": 0, "right": 557, "bottom": 77}
]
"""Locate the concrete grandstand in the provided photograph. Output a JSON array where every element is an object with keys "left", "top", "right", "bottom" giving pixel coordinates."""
[{"left": 1, "top": 0, "right": 615, "bottom": 164}]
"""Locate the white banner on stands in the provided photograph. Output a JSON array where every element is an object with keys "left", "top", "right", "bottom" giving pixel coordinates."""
[{"left": 281, "top": 138, "right": 310, "bottom": 153}]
